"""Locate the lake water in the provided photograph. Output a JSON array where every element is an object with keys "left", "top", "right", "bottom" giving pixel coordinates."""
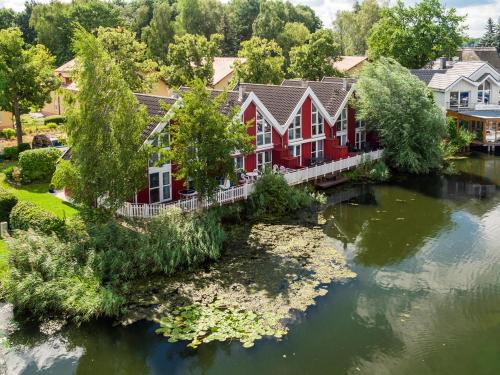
[{"left": 2, "top": 154, "right": 500, "bottom": 374}]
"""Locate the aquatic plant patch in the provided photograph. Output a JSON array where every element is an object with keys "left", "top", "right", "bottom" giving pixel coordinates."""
[{"left": 155, "top": 303, "right": 286, "bottom": 348}]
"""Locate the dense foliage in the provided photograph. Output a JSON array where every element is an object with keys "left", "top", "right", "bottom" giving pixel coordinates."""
[
  {"left": 0, "top": 189, "right": 17, "bottom": 222},
  {"left": 355, "top": 58, "right": 446, "bottom": 173},
  {"left": 367, "top": 0, "right": 466, "bottom": 69},
  {"left": 478, "top": 18, "right": 500, "bottom": 51},
  {"left": 10, "top": 201, "right": 66, "bottom": 235},
  {"left": 18, "top": 147, "right": 61, "bottom": 183},
  {"left": 248, "top": 171, "right": 324, "bottom": 218},
  {"left": 442, "top": 117, "right": 474, "bottom": 158},
  {"left": 0, "top": 27, "right": 60, "bottom": 145},
  {"left": 65, "top": 27, "right": 149, "bottom": 212},
  {"left": 3, "top": 206, "right": 226, "bottom": 322},
  {"left": 166, "top": 80, "right": 253, "bottom": 201}
]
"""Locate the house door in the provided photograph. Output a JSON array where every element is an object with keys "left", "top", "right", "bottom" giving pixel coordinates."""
[{"left": 149, "top": 168, "right": 171, "bottom": 203}]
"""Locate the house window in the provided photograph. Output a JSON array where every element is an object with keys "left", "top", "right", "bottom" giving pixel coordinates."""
[
  {"left": 450, "top": 91, "right": 470, "bottom": 109},
  {"left": 234, "top": 155, "right": 244, "bottom": 171},
  {"left": 257, "top": 150, "right": 272, "bottom": 171},
  {"left": 355, "top": 120, "right": 366, "bottom": 150},
  {"left": 311, "top": 140, "right": 324, "bottom": 161},
  {"left": 288, "top": 109, "right": 302, "bottom": 141},
  {"left": 478, "top": 81, "right": 491, "bottom": 103},
  {"left": 148, "top": 129, "right": 170, "bottom": 167},
  {"left": 312, "top": 104, "right": 324, "bottom": 136},
  {"left": 288, "top": 144, "right": 301, "bottom": 164},
  {"left": 256, "top": 110, "right": 272, "bottom": 146},
  {"left": 149, "top": 171, "right": 171, "bottom": 203},
  {"left": 336, "top": 107, "right": 348, "bottom": 145}
]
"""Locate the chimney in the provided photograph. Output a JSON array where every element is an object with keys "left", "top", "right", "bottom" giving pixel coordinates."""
[
  {"left": 439, "top": 57, "right": 447, "bottom": 69},
  {"left": 238, "top": 84, "right": 245, "bottom": 102},
  {"left": 301, "top": 80, "right": 308, "bottom": 88},
  {"left": 342, "top": 78, "right": 348, "bottom": 91}
]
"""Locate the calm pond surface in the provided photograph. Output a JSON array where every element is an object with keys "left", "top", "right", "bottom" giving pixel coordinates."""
[{"left": 2, "top": 154, "right": 500, "bottom": 374}]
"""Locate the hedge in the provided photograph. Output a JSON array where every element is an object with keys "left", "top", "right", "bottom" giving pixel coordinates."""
[
  {"left": 0, "top": 189, "right": 18, "bottom": 222},
  {"left": 18, "top": 147, "right": 61, "bottom": 183},
  {"left": 3, "top": 143, "right": 31, "bottom": 160},
  {"left": 10, "top": 201, "right": 65, "bottom": 235},
  {"left": 43, "top": 115, "right": 66, "bottom": 125}
]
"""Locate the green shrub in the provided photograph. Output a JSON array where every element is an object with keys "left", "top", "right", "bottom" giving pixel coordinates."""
[
  {"left": 10, "top": 201, "right": 65, "bottom": 235},
  {"left": 248, "top": 171, "right": 321, "bottom": 218},
  {"left": 46, "top": 122, "right": 58, "bottom": 130},
  {"left": 369, "top": 160, "right": 390, "bottom": 182},
  {"left": 2, "top": 165, "right": 14, "bottom": 180},
  {"left": 4, "top": 230, "right": 123, "bottom": 322},
  {"left": 18, "top": 147, "right": 61, "bottom": 183},
  {"left": 43, "top": 115, "right": 65, "bottom": 125},
  {"left": 0, "top": 189, "right": 18, "bottom": 222},
  {"left": 92, "top": 208, "right": 224, "bottom": 285},
  {"left": 3, "top": 143, "right": 31, "bottom": 160},
  {"left": 1, "top": 128, "right": 16, "bottom": 140}
]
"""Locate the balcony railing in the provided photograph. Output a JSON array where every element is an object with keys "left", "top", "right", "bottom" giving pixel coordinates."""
[{"left": 117, "top": 149, "right": 384, "bottom": 218}]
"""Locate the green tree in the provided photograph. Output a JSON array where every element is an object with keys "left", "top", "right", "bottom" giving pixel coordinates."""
[
  {"left": 175, "top": 0, "right": 205, "bottom": 35},
  {"left": 141, "top": 1, "right": 175, "bottom": 64},
  {"left": 334, "top": 0, "right": 381, "bottom": 55},
  {"left": 16, "top": 1, "right": 37, "bottom": 44},
  {"left": 355, "top": 57, "right": 446, "bottom": 173},
  {"left": 166, "top": 79, "right": 253, "bottom": 202},
  {"left": 285, "top": 3, "right": 321, "bottom": 32},
  {"left": 234, "top": 37, "right": 284, "bottom": 84},
  {"left": 227, "top": 0, "right": 261, "bottom": 46},
  {"left": 252, "top": 0, "right": 286, "bottom": 41},
  {"left": 96, "top": 26, "right": 159, "bottom": 92},
  {"left": 289, "top": 29, "right": 341, "bottom": 81},
  {"left": 479, "top": 18, "right": 497, "bottom": 47},
  {"left": 0, "top": 28, "right": 60, "bottom": 146},
  {"left": 66, "top": 26, "right": 149, "bottom": 212},
  {"left": 163, "top": 33, "right": 222, "bottom": 88},
  {"left": 367, "top": 0, "right": 465, "bottom": 69},
  {"left": 0, "top": 9, "right": 17, "bottom": 29},
  {"left": 277, "top": 22, "right": 310, "bottom": 71}
]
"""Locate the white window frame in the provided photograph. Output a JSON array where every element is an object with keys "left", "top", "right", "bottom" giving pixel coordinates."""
[
  {"left": 256, "top": 110, "right": 272, "bottom": 147},
  {"left": 449, "top": 91, "right": 470, "bottom": 109},
  {"left": 478, "top": 80, "right": 491, "bottom": 104},
  {"left": 288, "top": 144, "right": 301, "bottom": 165},
  {"left": 148, "top": 129, "right": 170, "bottom": 167},
  {"left": 256, "top": 150, "right": 272, "bottom": 171},
  {"left": 311, "top": 103, "right": 324, "bottom": 137},
  {"left": 288, "top": 109, "right": 302, "bottom": 142},
  {"left": 311, "top": 139, "right": 324, "bottom": 161},
  {"left": 336, "top": 107, "right": 348, "bottom": 146},
  {"left": 234, "top": 155, "right": 244, "bottom": 171},
  {"left": 149, "top": 167, "right": 171, "bottom": 203},
  {"left": 355, "top": 120, "right": 366, "bottom": 150}
]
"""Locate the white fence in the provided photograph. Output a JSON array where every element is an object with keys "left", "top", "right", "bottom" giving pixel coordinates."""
[{"left": 117, "top": 149, "right": 383, "bottom": 218}]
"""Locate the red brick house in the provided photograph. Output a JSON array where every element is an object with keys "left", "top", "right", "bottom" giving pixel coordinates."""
[{"left": 132, "top": 77, "right": 377, "bottom": 205}]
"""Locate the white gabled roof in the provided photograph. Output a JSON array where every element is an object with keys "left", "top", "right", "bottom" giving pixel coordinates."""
[{"left": 428, "top": 61, "right": 493, "bottom": 91}]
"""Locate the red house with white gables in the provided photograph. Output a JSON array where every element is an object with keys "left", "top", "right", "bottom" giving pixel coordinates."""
[{"left": 133, "top": 77, "right": 376, "bottom": 205}]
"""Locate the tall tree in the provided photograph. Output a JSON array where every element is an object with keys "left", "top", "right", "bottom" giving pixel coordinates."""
[
  {"left": 175, "top": 0, "right": 205, "bottom": 35},
  {"left": 66, "top": 26, "right": 149, "bottom": 211},
  {"left": 228, "top": 0, "right": 261, "bottom": 45},
  {"left": 285, "top": 3, "right": 321, "bottom": 32},
  {"left": 0, "top": 9, "right": 17, "bottom": 29},
  {"left": 96, "top": 26, "right": 159, "bottom": 92},
  {"left": 234, "top": 36, "right": 284, "bottom": 84},
  {"left": 252, "top": 0, "right": 286, "bottom": 41},
  {"left": 0, "top": 28, "right": 60, "bottom": 146},
  {"left": 367, "top": 0, "right": 466, "bottom": 69},
  {"left": 16, "top": 1, "right": 37, "bottom": 44},
  {"left": 163, "top": 33, "right": 222, "bottom": 88},
  {"left": 355, "top": 57, "right": 446, "bottom": 173},
  {"left": 166, "top": 79, "right": 252, "bottom": 202},
  {"left": 141, "top": 1, "right": 175, "bottom": 64},
  {"left": 289, "top": 29, "right": 341, "bottom": 81},
  {"left": 479, "top": 18, "right": 497, "bottom": 47},
  {"left": 334, "top": 0, "right": 381, "bottom": 55},
  {"left": 277, "top": 22, "right": 310, "bottom": 71}
]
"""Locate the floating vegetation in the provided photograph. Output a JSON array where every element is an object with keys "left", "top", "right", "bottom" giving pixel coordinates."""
[{"left": 155, "top": 303, "right": 286, "bottom": 348}]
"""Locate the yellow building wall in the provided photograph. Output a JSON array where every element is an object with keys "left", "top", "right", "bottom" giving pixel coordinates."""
[
  {"left": 151, "top": 80, "right": 173, "bottom": 97},
  {"left": 213, "top": 72, "right": 235, "bottom": 91},
  {"left": 0, "top": 111, "right": 13, "bottom": 129}
]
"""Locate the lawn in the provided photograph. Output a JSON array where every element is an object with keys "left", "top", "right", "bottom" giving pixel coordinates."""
[{"left": 0, "top": 161, "right": 79, "bottom": 219}]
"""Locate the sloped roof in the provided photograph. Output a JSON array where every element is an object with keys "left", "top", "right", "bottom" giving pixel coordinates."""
[
  {"left": 55, "top": 59, "right": 76, "bottom": 75},
  {"left": 281, "top": 79, "right": 351, "bottom": 118},
  {"left": 428, "top": 62, "right": 487, "bottom": 90},
  {"left": 410, "top": 69, "right": 447, "bottom": 85},
  {"left": 240, "top": 83, "right": 307, "bottom": 124},
  {"left": 212, "top": 57, "right": 245, "bottom": 85},
  {"left": 332, "top": 56, "right": 368, "bottom": 72},
  {"left": 135, "top": 94, "right": 177, "bottom": 140}
]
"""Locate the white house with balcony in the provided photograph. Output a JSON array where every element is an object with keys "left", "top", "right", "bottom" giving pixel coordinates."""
[{"left": 412, "top": 61, "right": 500, "bottom": 147}]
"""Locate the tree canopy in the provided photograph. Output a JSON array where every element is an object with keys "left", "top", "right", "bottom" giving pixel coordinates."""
[
  {"left": 0, "top": 27, "right": 60, "bottom": 145},
  {"left": 163, "top": 33, "right": 222, "bottom": 88},
  {"left": 65, "top": 26, "right": 149, "bottom": 212},
  {"left": 141, "top": 1, "right": 176, "bottom": 64},
  {"left": 367, "top": 0, "right": 466, "bottom": 69},
  {"left": 235, "top": 37, "right": 284, "bottom": 84},
  {"left": 289, "top": 29, "right": 341, "bottom": 81},
  {"left": 355, "top": 57, "right": 446, "bottom": 173},
  {"left": 166, "top": 79, "right": 253, "bottom": 201}
]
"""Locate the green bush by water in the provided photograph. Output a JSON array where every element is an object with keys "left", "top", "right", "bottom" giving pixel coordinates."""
[
  {"left": 10, "top": 201, "right": 66, "bottom": 235},
  {"left": 18, "top": 147, "right": 61, "bottom": 183}
]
